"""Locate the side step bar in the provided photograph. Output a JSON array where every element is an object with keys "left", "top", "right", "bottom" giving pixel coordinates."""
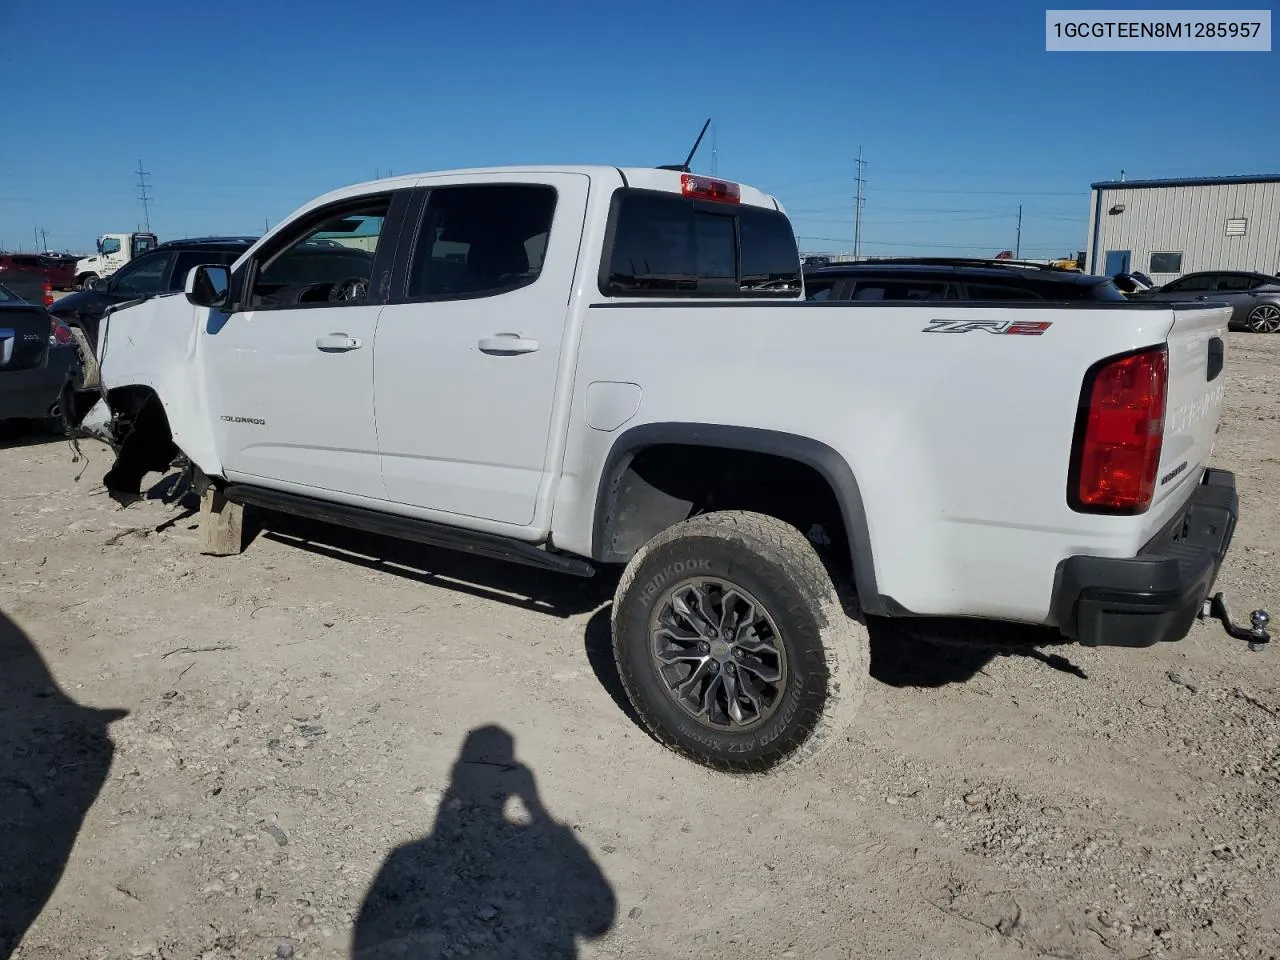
[{"left": 222, "top": 484, "right": 596, "bottom": 579}]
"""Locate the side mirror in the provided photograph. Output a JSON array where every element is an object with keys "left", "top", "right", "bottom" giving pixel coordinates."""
[
  {"left": 86, "top": 277, "right": 107, "bottom": 292},
  {"left": 186, "top": 264, "right": 231, "bottom": 309}
]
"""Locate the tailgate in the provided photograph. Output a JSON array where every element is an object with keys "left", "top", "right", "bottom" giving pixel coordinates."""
[
  {"left": 1154, "top": 303, "right": 1231, "bottom": 509},
  {"left": 0, "top": 305, "right": 51, "bottom": 372}
]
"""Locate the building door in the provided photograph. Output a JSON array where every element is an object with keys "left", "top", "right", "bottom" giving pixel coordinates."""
[{"left": 1104, "top": 250, "right": 1131, "bottom": 275}]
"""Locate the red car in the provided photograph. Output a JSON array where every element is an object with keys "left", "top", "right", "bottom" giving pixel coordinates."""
[
  {"left": 0, "top": 253, "right": 76, "bottom": 291},
  {"left": 38, "top": 255, "right": 77, "bottom": 291}
]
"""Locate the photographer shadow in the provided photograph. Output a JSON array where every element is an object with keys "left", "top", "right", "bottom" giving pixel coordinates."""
[
  {"left": 353, "top": 725, "right": 616, "bottom": 959},
  {"left": 0, "top": 611, "right": 126, "bottom": 958}
]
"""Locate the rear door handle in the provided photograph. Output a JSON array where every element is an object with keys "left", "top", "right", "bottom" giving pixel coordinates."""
[
  {"left": 316, "top": 333, "right": 362, "bottom": 352},
  {"left": 478, "top": 333, "right": 540, "bottom": 355}
]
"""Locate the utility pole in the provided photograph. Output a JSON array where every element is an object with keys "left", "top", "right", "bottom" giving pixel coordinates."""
[
  {"left": 264, "top": 217, "right": 270, "bottom": 233},
  {"left": 1016, "top": 204, "right": 1022, "bottom": 259},
  {"left": 33, "top": 225, "right": 41, "bottom": 250},
  {"left": 853, "top": 146, "right": 867, "bottom": 260},
  {"left": 136, "top": 160, "right": 153, "bottom": 233},
  {"left": 40, "top": 228, "right": 48, "bottom": 251}
]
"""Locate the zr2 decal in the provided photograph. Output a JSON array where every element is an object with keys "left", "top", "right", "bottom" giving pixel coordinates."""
[{"left": 922, "top": 319, "right": 1053, "bottom": 336}]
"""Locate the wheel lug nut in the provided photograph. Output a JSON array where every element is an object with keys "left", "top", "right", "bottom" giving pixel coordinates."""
[{"left": 699, "top": 641, "right": 710, "bottom": 653}]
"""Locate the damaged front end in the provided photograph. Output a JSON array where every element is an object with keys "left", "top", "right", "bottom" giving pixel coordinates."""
[
  {"left": 74, "top": 296, "right": 215, "bottom": 503},
  {"left": 73, "top": 385, "right": 185, "bottom": 506}
]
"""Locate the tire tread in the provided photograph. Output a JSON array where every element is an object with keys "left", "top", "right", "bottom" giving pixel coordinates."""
[{"left": 611, "top": 510, "right": 869, "bottom": 775}]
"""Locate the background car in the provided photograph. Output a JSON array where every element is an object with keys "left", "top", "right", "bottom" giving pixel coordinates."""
[
  {"left": 50, "top": 236, "right": 257, "bottom": 352},
  {"left": 1128, "top": 270, "right": 1280, "bottom": 333},
  {"left": 0, "top": 280, "right": 80, "bottom": 428},
  {"left": 0, "top": 253, "right": 76, "bottom": 292},
  {"left": 804, "top": 257, "right": 1128, "bottom": 302}
]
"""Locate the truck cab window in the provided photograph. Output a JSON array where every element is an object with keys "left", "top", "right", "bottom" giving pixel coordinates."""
[
  {"left": 602, "top": 190, "right": 800, "bottom": 297},
  {"left": 406, "top": 184, "right": 558, "bottom": 300},
  {"left": 249, "top": 199, "right": 389, "bottom": 308}
]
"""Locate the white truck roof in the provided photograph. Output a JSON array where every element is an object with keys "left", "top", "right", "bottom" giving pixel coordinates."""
[{"left": 305, "top": 165, "right": 784, "bottom": 214}]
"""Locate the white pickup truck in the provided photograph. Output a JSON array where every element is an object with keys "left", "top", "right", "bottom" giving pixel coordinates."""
[{"left": 80, "top": 164, "right": 1265, "bottom": 773}]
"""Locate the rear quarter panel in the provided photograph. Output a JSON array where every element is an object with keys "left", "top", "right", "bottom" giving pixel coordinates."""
[{"left": 554, "top": 300, "right": 1201, "bottom": 624}]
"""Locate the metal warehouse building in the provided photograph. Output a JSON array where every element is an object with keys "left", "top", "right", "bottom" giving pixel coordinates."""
[{"left": 1085, "top": 174, "right": 1280, "bottom": 283}]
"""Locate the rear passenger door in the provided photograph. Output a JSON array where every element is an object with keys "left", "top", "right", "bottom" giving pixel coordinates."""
[{"left": 372, "top": 173, "right": 590, "bottom": 529}]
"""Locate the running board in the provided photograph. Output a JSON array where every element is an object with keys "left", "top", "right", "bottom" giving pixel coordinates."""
[{"left": 222, "top": 484, "right": 596, "bottom": 578}]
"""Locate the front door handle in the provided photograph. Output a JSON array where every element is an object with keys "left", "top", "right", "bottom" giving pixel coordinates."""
[
  {"left": 478, "top": 333, "right": 540, "bottom": 355},
  {"left": 316, "top": 333, "right": 362, "bottom": 352}
]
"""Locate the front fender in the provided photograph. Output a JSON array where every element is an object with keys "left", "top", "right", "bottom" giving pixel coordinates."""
[{"left": 98, "top": 296, "right": 223, "bottom": 478}]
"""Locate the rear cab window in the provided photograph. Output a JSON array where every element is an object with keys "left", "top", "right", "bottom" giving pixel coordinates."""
[{"left": 600, "top": 189, "right": 800, "bottom": 298}]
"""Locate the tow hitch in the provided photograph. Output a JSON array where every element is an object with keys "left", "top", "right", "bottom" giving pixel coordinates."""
[{"left": 1201, "top": 592, "right": 1271, "bottom": 652}]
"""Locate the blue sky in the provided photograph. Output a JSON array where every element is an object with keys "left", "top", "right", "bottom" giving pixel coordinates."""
[{"left": 2, "top": 0, "right": 1276, "bottom": 257}]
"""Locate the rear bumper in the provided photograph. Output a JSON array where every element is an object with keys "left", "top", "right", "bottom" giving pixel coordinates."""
[
  {"left": 0, "top": 344, "right": 78, "bottom": 420},
  {"left": 1052, "top": 468, "right": 1238, "bottom": 647}
]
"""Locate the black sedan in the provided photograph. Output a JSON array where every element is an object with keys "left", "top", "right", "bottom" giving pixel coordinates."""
[{"left": 0, "top": 281, "right": 79, "bottom": 426}]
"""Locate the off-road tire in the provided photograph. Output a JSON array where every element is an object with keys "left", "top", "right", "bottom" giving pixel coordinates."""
[{"left": 611, "top": 510, "right": 869, "bottom": 774}]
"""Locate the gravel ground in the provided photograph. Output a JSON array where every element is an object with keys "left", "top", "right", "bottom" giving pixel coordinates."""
[{"left": 2, "top": 332, "right": 1278, "bottom": 960}]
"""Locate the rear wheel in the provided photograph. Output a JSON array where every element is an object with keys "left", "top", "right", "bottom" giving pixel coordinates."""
[
  {"left": 1246, "top": 303, "right": 1280, "bottom": 333},
  {"left": 611, "top": 510, "right": 868, "bottom": 774}
]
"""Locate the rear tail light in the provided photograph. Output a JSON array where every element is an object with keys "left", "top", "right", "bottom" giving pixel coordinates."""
[
  {"left": 681, "top": 174, "right": 741, "bottom": 204},
  {"left": 1068, "top": 345, "right": 1168, "bottom": 513},
  {"left": 50, "top": 318, "right": 74, "bottom": 346},
  {"left": 43, "top": 279, "right": 53, "bottom": 308}
]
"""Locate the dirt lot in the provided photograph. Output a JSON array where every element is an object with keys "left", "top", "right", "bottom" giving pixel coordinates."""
[{"left": 3, "top": 333, "right": 1278, "bottom": 960}]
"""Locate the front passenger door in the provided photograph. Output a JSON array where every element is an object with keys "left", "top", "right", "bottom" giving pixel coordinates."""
[{"left": 202, "top": 190, "right": 410, "bottom": 501}]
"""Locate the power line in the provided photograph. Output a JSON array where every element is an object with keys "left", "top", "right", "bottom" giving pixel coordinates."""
[
  {"left": 784, "top": 186, "right": 1081, "bottom": 200},
  {"left": 793, "top": 214, "right": 1014, "bottom": 226},
  {"left": 136, "top": 160, "right": 152, "bottom": 233}
]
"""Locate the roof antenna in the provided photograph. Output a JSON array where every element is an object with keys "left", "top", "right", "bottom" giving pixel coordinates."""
[{"left": 657, "top": 118, "right": 713, "bottom": 173}]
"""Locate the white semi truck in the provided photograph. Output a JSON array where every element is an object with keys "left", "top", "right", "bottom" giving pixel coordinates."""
[{"left": 74, "top": 231, "right": 158, "bottom": 289}]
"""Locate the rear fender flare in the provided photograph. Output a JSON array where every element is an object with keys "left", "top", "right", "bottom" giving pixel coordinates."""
[{"left": 591, "top": 422, "right": 886, "bottom": 614}]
